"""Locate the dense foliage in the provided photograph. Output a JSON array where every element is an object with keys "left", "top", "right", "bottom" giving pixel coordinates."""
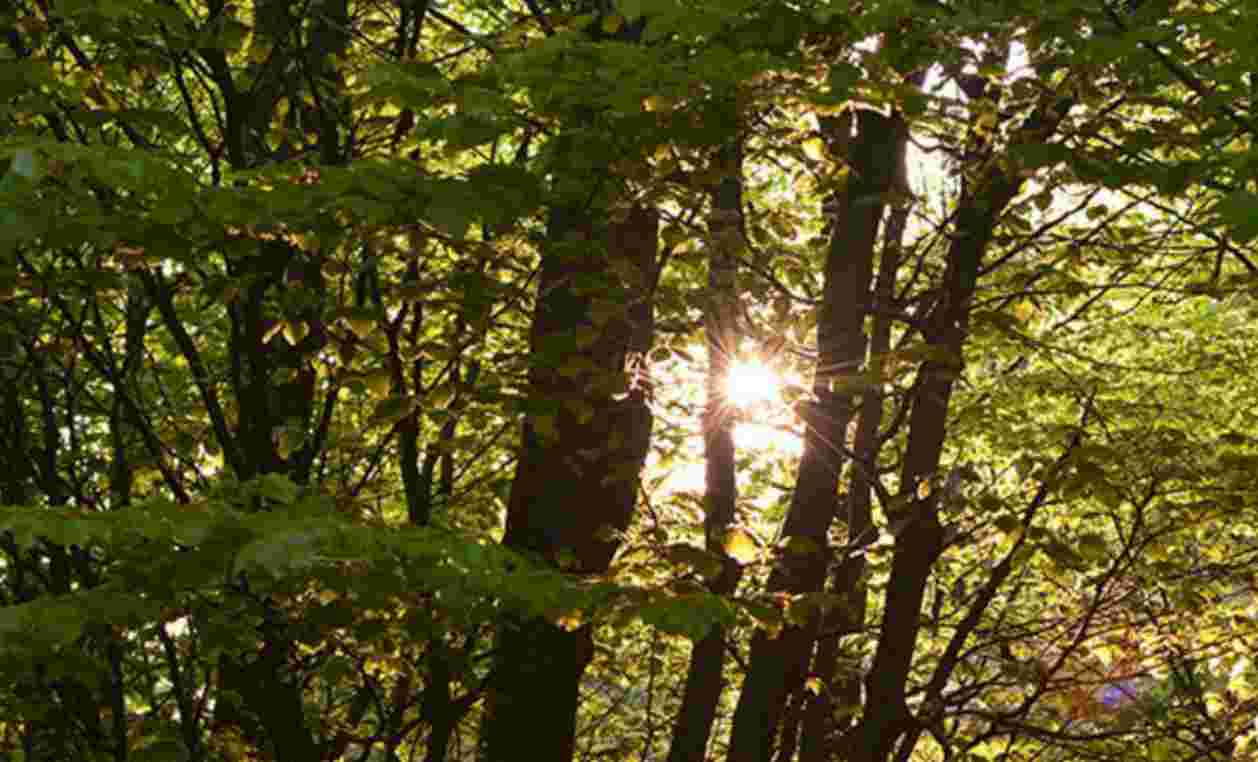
[{"left": 3, "top": 0, "right": 1258, "bottom": 760}]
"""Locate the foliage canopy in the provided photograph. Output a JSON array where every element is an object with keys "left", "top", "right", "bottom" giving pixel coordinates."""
[{"left": 3, "top": 0, "right": 1258, "bottom": 760}]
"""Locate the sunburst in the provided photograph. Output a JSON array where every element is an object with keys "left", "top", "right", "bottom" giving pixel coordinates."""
[{"left": 725, "top": 358, "right": 782, "bottom": 410}]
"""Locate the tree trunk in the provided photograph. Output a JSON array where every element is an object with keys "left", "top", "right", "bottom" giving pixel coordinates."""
[
  {"left": 668, "top": 135, "right": 744, "bottom": 762},
  {"left": 193, "top": 0, "right": 352, "bottom": 752},
  {"left": 726, "top": 107, "right": 908, "bottom": 762},
  {"left": 799, "top": 201, "right": 909, "bottom": 762},
  {"left": 841, "top": 89, "right": 1074, "bottom": 762},
  {"left": 483, "top": 203, "right": 659, "bottom": 762}
]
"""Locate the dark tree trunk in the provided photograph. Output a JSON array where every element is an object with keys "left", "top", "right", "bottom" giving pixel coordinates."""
[
  {"left": 799, "top": 201, "right": 908, "bottom": 762},
  {"left": 726, "top": 107, "right": 909, "bottom": 762},
  {"left": 483, "top": 204, "right": 659, "bottom": 762},
  {"left": 841, "top": 90, "right": 1074, "bottom": 762},
  {"left": 668, "top": 135, "right": 744, "bottom": 762},
  {"left": 217, "top": 639, "right": 324, "bottom": 762},
  {"left": 193, "top": 0, "right": 351, "bottom": 753}
]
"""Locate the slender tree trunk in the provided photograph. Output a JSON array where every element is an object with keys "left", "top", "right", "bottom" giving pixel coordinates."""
[
  {"left": 198, "top": 0, "right": 349, "bottom": 752},
  {"left": 483, "top": 203, "right": 659, "bottom": 762},
  {"left": 799, "top": 202, "right": 908, "bottom": 762},
  {"left": 840, "top": 88, "right": 1074, "bottom": 762},
  {"left": 667, "top": 135, "right": 744, "bottom": 762},
  {"left": 726, "top": 106, "right": 908, "bottom": 762},
  {"left": 774, "top": 688, "right": 805, "bottom": 762}
]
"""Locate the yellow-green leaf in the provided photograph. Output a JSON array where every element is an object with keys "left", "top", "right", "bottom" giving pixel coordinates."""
[
  {"left": 802, "top": 137, "right": 827, "bottom": 162},
  {"left": 601, "top": 14, "right": 624, "bottom": 34},
  {"left": 363, "top": 369, "right": 392, "bottom": 397},
  {"left": 724, "top": 527, "right": 759, "bottom": 565},
  {"left": 554, "top": 610, "right": 584, "bottom": 632},
  {"left": 281, "top": 320, "right": 308, "bottom": 345},
  {"left": 369, "top": 395, "right": 417, "bottom": 426},
  {"left": 345, "top": 316, "right": 375, "bottom": 339}
]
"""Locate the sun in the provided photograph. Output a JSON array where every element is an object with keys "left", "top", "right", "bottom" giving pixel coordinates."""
[{"left": 725, "top": 358, "right": 782, "bottom": 410}]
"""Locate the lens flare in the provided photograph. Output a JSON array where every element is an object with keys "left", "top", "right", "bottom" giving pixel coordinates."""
[{"left": 725, "top": 359, "right": 781, "bottom": 409}]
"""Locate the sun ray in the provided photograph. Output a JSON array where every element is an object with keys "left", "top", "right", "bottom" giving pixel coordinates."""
[{"left": 725, "top": 358, "right": 782, "bottom": 410}]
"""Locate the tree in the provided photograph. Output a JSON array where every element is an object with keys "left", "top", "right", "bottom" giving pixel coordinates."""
[{"left": 3, "top": 0, "right": 1258, "bottom": 761}]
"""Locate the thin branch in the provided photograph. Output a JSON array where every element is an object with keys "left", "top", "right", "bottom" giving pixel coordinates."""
[
  {"left": 139, "top": 269, "right": 246, "bottom": 478},
  {"left": 522, "top": 0, "right": 556, "bottom": 36}
]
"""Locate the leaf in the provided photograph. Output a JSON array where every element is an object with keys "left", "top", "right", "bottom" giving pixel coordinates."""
[
  {"left": 661, "top": 224, "right": 687, "bottom": 248},
  {"left": 802, "top": 137, "right": 827, "bottom": 162},
  {"left": 131, "top": 739, "right": 191, "bottom": 762},
  {"left": 12, "top": 148, "right": 38, "bottom": 179},
  {"left": 1011, "top": 141, "right": 1072, "bottom": 170},
  {"left": 601, "top": 14, "right": 624, "bottom": 34},
  {"left": 724, "top": 527, "right": 759, "bottom": 565},
  {"left": 636, "top": 593, "right": 727, "bottom": 640},
  {"left": 1077, "top": 532, "right": 1108, "bottom": 561},
  {"left": 777, "top": 535, "right": 821, "bottom": 557},
  {"left": 916, "top": 479, "right": 932, "bottom": 500},
  {"left": 256, "top": 473, "right": 299, "bottom": 503},
  {"left": 363, "top": 369, "right": 393, "bottom": 397},
  {"left": 662, "top": 543, "right": 724, "bottom": 579},
  {"left": 554, "top": 610, "right": 584, "bottom": 632},
  {"left": 369, "top": 395, "right": 417, "bottom": 426},
  {"left": 643, "top": 95, "right": 669, "bottom": 112},
  {"left": 1042, "top": 539, "right": 1085, "bottom": 570},
  {"left": 740, "top": 598, "right": 785, "bottom": 639},
  {"left": 994, "top": 514, "right": 1022, "bottom": 535},
  {"left": 532, "top": 414, "right": 558, "bottom": 441},
  {"left": 425, "top": 199, "right": 470, "bottom": 238},
  {"left": 262, "top": 320, "right": 285, "bottom": 343},
  {"left": 1215, "top": 190, "right": 1258, "bottom": 243},
  {"left": 344, "top": 313, "right": 376, "bottom": 339},
  {"left": 281, "top": 320, "right": 308, "bottom": 345}
]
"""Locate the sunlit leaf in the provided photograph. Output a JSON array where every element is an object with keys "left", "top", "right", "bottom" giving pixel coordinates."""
[
  {"left": 554, "top": 610, "right": 584, "bottom": 632},
  {"left": 344, "top": 315, "right": 375, "bottom": 339},
  {"left": 916, "top": 479, "right": 932, "bottom": 500},
  {"left": 369, "top": 395, "right": 417, "bottom": 427},
  {"left": 724, "top": 528, "right": 759, "bottom": 565},
  {"left": 281, "top": 320, "right": 308, "bottom": 345},
  {"left": 363, "top": 369, "right": 392, "bottom": 397},
  {"left": 802, "top": 137, "right": 827, "bottom": 162}
]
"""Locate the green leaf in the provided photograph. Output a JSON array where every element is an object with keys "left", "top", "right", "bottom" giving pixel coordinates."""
[
  {"left": 425, "top": 198, "right": 471, "bottom": 238},
  {"left": 256, "top": 474, "right": 299, "bottom": 504},
  {"left": 1077, "top": 532, "right": 1108, "bottom": 561},
  {"left": 131, "top": 739, "right": 192, "bottom": 762},
  {"left": 723, "top": 527, "right": 759, "bottom": 565},
  {"left": 994, "top": 515, "right": 1022, "bottom": 534},
  {"left": 363, "top": 369, "right": 393, "bottom": 397},
  {"left": 369, "top": 395, "right": 418, "bottom": 426},
  {"left": 11, "top": 148, "right": 37, "bottom": 179},
  {"left": 662, "top": 543, "right": 724, "bottom": 579},
  {"left": 1215, "top": 190, "right": 1258, "bottom": 243}
]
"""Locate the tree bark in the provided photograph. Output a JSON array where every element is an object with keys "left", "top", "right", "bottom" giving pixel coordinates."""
[
  {"left": 668, "top": 135, "right": 744, "bottom": 762},
  {"left": 840, "top": 89, "right": 1074, "bottom": 762},
  {"left": 726, "top": 107, "right": 907, "bottom": 762},
  {"left": 483, "top": 203, "right": 659, "bottom": 762},
  {"left": 799, "top": 201, "right": 909, "bottom": 762}
]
